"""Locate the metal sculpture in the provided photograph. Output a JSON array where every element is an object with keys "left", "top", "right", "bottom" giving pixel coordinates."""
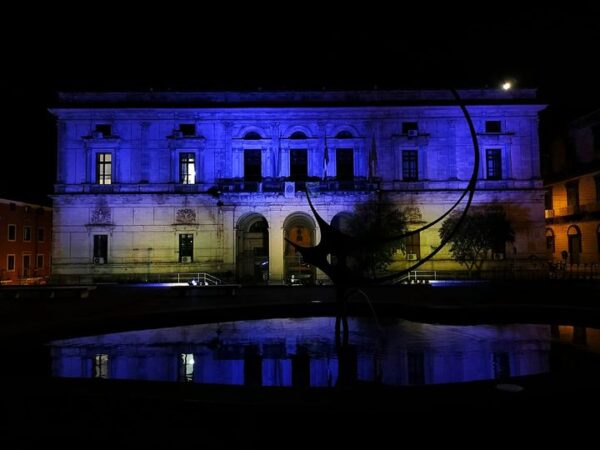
[{"left": 285, "top": 89, "right": 481, "bottom": 354}]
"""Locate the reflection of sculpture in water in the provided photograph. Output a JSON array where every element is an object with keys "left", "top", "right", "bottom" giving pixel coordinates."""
[{"left": 284, "top": 90, "right": 482, "bottom": 385}]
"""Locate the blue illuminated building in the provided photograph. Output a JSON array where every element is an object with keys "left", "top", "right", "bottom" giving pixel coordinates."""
[{"left": 50, "top": 89, "right": 546, "bottom": 283}]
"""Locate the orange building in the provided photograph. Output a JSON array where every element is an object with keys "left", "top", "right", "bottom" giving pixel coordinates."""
[
  {"left": 544, "top": 109, "right": 600, "bottom": 271},
  {"left": 0, "top": 199, "right": 52, "bottom": 284}
]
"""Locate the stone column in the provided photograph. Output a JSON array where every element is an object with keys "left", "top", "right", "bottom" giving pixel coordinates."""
[{"left": 268, "top": 211, "right": 285, "bottom": 283}]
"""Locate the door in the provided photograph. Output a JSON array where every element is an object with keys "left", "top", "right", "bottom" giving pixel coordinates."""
[{"left": 179, "top": 234, "right": 194, "bottom": 263}]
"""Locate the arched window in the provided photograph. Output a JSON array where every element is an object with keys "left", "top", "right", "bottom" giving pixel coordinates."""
[
  {"left": 244, "top": 131, "right": 262, "bottom": 140},
  {"left": 335, "top": 130, "right": 353, "bottom": 139},
  {"left": 290, "top": 131, "right": 307, "bottom": 140},
  {"left": 567, "top": 225, "right": 582, "bottom": 264},
  {"left": 545, "top": 228, "right": 555, "bottom": 253}
]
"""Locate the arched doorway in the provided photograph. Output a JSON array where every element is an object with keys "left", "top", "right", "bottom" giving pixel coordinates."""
[
  {"left": 283, "top": 213, "right": 316, "bottom": 285},
  {"left": 567, "top": 225, "right": 581, "bottom": 264},
  {"left": 236, "top": 214, "right": 269, "bottom": 284}
]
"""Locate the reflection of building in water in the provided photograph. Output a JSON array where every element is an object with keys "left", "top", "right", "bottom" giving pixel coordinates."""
[
  {"left": 553, "top": 325, "right": 600, "bottom": 351},
  {"left": 51, "top": 318, "right": 550, "bottom": 387}
]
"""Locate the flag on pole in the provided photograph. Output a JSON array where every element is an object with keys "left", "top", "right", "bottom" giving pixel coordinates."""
[
  {"left": 368, "top": 136, "right": 378, "bottom": 180},
  {"left": 322, "top": 135, "right": 329, "bottom": 180}
]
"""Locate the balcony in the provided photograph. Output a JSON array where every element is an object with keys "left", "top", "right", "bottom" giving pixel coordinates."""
[{"left": 215, "top": 177, "right": 380, "bottom": 193}]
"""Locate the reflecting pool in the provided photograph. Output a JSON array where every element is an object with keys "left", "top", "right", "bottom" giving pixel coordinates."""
[{"left": 50, "top": 317, "right": 550, "bottom": 387}]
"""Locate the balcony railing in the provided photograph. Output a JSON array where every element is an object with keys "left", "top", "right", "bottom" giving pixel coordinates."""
[{"left": 216, "top": 177, "right": 380, "bottom": 193}]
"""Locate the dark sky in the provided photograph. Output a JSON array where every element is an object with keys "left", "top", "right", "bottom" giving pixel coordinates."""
[{"left": 2, "top": 4, "right": 600, "bottom": 204}]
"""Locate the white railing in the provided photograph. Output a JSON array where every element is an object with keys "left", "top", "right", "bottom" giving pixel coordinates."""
[{"left": 175, "top": 272, "right": 223, "bottom": 285}]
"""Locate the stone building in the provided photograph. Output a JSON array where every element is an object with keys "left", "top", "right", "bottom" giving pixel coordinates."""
[{"left": 50, "top": 89, "right": 546, "bottom": 284}]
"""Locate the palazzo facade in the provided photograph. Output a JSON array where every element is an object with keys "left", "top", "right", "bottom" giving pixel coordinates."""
[{"left": 50, "top": 90, "right": 546, "bottom": 284}]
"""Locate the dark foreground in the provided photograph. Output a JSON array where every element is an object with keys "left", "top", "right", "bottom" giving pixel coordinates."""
[{"left": 1, "top": 281, "right": 600, "bottom": 447}]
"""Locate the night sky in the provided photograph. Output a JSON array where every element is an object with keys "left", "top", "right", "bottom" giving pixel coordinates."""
[{"left": 2, "top": 4, "right": 600, "bottom": 204}]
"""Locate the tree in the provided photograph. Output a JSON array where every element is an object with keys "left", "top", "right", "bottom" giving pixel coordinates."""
[
  {"left": 338, "top": 202, "right": 408, "bottom": 278},
  {"left": 439, "top": 205, "right": 515, "bottom": 277}
]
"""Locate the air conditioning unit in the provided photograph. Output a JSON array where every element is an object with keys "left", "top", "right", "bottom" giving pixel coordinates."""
[
  {"left": 407, "top": 129, "right": 418, "bottom": 137},
  {"left": 406, "top": 253, "right": 418, "bottom": 261},
  {"left": 284, "top": 181, "right": 295, "bottom": 198},
  {"left": 180, "top": 256, "right": 192, "bottom": 263},
  {"left": 92, "top": 131, "right": 104, "bottom": 139},
  {"left": 172, "top": 130, "right": 183, "bottom": 138},
  {"left": 93, "top": 257, "right": 105, "bottom": 264}
]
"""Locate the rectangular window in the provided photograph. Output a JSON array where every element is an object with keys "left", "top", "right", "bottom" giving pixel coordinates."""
[
  {"left": 96, "top": 153, "right": 112, "bottom": 185},
  {"left": 93, "top": 234, "right": 108, "bottom": 264},
  {"left": 244, "top": 149, "right": 262, "bottom": 181},
  {"left": 8, "top": 224, "right": 16, "bottom": 241},
  {"left": 492, "top": 352, "right": 510, "bottom": 379},
  {"left": 402, "top": 122, "right": 418, "bottom": 135},
  {"left": 178, "top": 353, "right": 195, "bottom": 382},
  {"left": 179, "top": 152, "right": 196, "bottom": 184},
  {"left": 7, "top": 255, "right": 15, "bottom": 272},
  {"left": 179, "top": 234, "right": 194, "bottom": 263},
  {"left": 486, "top": 149, "right": 502, "bottom": 180},
  {"left": 36, "top": 254, "right": 44, "bottom": 269},
  {"left": 37, "top": 227, "right": 44, "bottom": 242},
  {"left": 595, "top": 175, "right": 600, "bottom": 203},
  {"left": 179, "top": 124, "right": 196, "bottom": 136},
  {"left": 405, "top": 231, "right": 421, "bottom": 259},
  {"left": 290, "top": 149, "right": 308, "bottom": 180},
  {"left": 95, "top": 124, "right": 112, "bottom": 137},
  {"left": 22, "top": 255, "right": 31, "bottom": 277},
  {"left": 566, "top": 181, "right": 579, "bottom": 208},
  {"left": 23, "top": 226, "right": 31, "bottom": 242},
  {"left": 485, "top": 120, "right": 502, "bottom": 133},
  {"left": 407, "top": 352, "right": 425, "bottom": 385},
  {"left": 544, "top": 187, "right": 553, "bottom": 210},
  {"left": 93, "top": 354, "right": 109, "bottom": 379},
  {"left": 336, "top": 148, "right": 354, "bottom": 181},
  {"left": 402, "top": 150, "right": 418, "bottom": 181}
]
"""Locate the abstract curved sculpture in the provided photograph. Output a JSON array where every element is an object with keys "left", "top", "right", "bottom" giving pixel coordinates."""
[{"left": 286, "top": 89, "right": 481, "bottom": 286}]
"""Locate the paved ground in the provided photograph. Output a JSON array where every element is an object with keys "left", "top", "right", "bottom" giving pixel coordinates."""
[{"left": 1, "top": 281, "right": 600, "bottom": 446}]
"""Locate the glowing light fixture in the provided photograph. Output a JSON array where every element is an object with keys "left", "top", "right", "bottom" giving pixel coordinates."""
[{"left": 501, "top": 81, "right": 513, "bottom": 91}]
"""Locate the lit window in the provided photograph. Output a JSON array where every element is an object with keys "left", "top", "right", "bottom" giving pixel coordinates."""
[
  {"left": 93, "top": 354, "right": 109, "bottom": 379},
  {"left": 179, "top": 353, "right": 195, "bottom": 382},
  {"left": 96, "top": 153, "right": 112, "bottom": 184},
  {"left": 179, "top": 153, "right": 196, "bottom": 184},
  {"left": 486, "top": 149, "right": 502, "bottom": 180}
]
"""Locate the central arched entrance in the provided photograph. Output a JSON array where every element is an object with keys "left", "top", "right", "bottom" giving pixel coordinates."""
[
  {"left": 283, "top": 213, "right": 316, "bottom": 285},
  {"left": 236, "top": 214, "right": 269, "bottom": 284}
]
